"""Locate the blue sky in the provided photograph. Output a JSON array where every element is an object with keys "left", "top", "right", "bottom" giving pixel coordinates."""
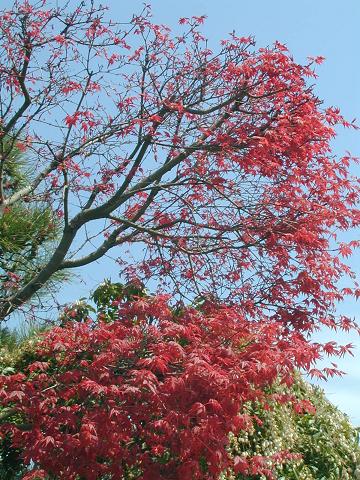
[{"left": 3, "top": 0, "right": 360, "bottom": 424}]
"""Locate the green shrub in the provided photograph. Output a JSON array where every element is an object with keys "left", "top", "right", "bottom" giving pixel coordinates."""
[{"left": 223, "top": 377, "right": 360, "bottom": 479}]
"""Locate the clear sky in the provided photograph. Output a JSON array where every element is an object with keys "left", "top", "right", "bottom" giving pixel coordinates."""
[{"left": 2, "top": 0, "right": 360, "bottom": 424}]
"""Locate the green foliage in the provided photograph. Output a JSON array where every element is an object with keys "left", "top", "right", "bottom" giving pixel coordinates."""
[
  {"left": 91, "top": 279, "right": 147, "bottom": 322},
  {"left": 0, "top": 136, "right": 28, "bottom": 193},
  {"left": 0, "top": 324, "right": 45, "bottom": 373},
  {"left": 0, "top": 136, "right": 66, "bottom": 310},
  {"left": 0, "top": 205, "right": 57, "bottom": 256},
  {"left": 58, "top": 280, "right": 145, "bottom": 325},
  {"left": 0, "top": 203, "right": 61, "bottom": 298},
  {"left": 223, "top": 377, "right": 360, "bottom": 480},
  {"left": 0, "top": 433, "right": 25, "bottom": 480},
  {"left": 0, "top": 324, "right": 45, "bottom": 480}
]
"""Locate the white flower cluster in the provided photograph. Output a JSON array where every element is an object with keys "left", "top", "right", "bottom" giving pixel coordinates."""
[{"left": 223, "top": 376, "right": 360, "bottom": 479}]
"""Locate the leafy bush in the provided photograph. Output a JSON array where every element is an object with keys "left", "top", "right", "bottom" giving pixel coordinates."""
[
  {"left": 1, "top": 285, "right": 359, "bottom": 479},
  {"left": 223, "top": 377, "right": 360, "bottom": 479},
  {"left": 0, "top": 284, "right": 318, "bottom": 479}
]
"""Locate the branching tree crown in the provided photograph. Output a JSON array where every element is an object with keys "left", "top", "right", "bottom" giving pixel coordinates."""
[{"left": 0, "top": 0, "right": 358, "bottom": 327}]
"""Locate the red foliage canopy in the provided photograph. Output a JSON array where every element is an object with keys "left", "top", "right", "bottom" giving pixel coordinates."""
[
  {"left": 0, "top": 1, "right": 358, "bottom": 326},
  {"left": 0, "top": 292, "right": 321, "bottom": 479}
]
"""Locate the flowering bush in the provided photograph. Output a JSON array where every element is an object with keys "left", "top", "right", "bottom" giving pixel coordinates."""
[{"left": 223, "top": 377, "right": 360, "bottom": 479}]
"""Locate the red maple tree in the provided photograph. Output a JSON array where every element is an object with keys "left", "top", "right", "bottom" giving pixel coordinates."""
[
  {"left": 0, "top": 286, "right": 326, "bottom": 479},
  {"left": 0, "top": 1, "right": 359, "bottom": 477},
  {"left": 0, "top": 0, "right": 358, "bottom": 328}
]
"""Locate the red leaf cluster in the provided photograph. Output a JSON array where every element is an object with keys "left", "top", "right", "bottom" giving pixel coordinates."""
[{"left": 0, "top": 295, "right": 321, "bottom": 479}]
